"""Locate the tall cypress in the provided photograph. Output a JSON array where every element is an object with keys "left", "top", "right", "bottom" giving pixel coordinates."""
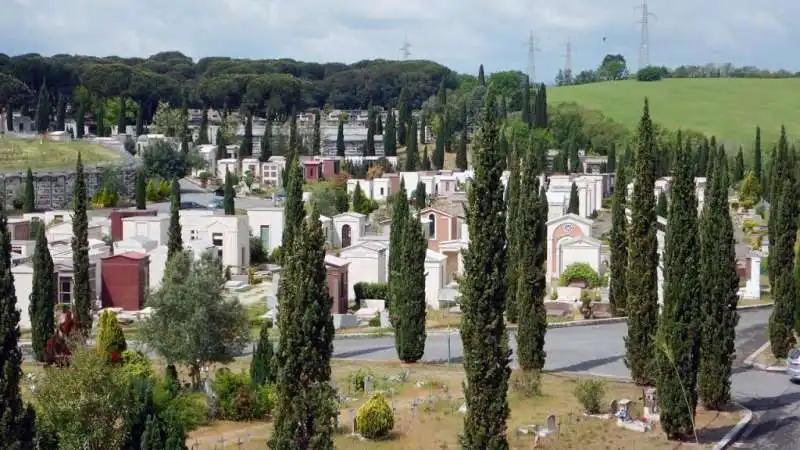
[
  {"left": 478, "top": 64, "right": 486, "bottom": 86},
  {"left": 625, "top": 98, "right": 659, "bottom": 386},
  {"left": 23, "top": 168, "right": 35, "bottom": 213},
  {"left": 421, "top": 145, "right": 432, "bottom": 171},
  {"left": 655, "top": 136, "right": 700, "bottom": 440},
  {"left": 376, "top": 114, "right": 383, "bottom": 135},
  {"left": 698, "top": 151, "right": 740, "bottom": 409},
  {"left": 281, "top": 160, "right": 305, "bottom": 262},
  {"left": 216, "top": 128, "right": 226, "bottom": 160},
  {"left": 420, "top": 114, "right": 428, "bottom": 145},
  {"left": 384, "top": 109, "right": 397, "bottom": 157},
  {"left": 117, "top": 96, "right": 127, "bottom": 136},
  {"left": 366, "top": 105, "right": 376, "bottom": 157},
  {"left": 433, "top": 127, "right": 446, "bottom": 170},
  {"left": 0, "top": 208, "right": 37, "bottom": 448},
  {"left": 389, "top": 181, "right": 427, "bottom": 362},
  {"left": 768, "top": 177, "right": 797, "bottom": 358},
  {"left": 240, "top": 111, "right": 253, "bottom": 158},
  {"left": 733, "top": 146, "right": 745, "bottom": 184},
  {"left": 656, "top": 191, "right": 668, "bottom": 218},
  {"left": 135, "top": 99, "right": 144, "bottom": 137},
  {"left": 312, "top": 110, "right": 321, "bottom": 156},
  {"left": 505, "top": 155, "right": 521, "bottom": 324},
  {"left": 768, "top": 127, "right": 790, "bottom": 288},
  {"left": 72, "top": 153, "right": 91, "bottom": 333},
  {"left": 260, "top": 115, "right": 273, "bottom": 162},
  {"left": 135, "top": 168, "right": 147, "bottom": 210},
  {"left": 223, "top": 170, "right": 235, "bottom": 215},
  {"left": 198, "top": 108, "right": 209, "bottom": 145},
  {"left": 55, "top": 93, "right": 66, "bottom": 131},
  {"left": 533, "top": 84, "right": 548, "bottom": 129},
  {"left": 753, "top": 126, "right": 762, "bottom": 181},
  {"left": 336, "top": 118, "right": 345, "bottom": 157},
  {"left": 29, "top": 225, "right": 54, "bottom": 362},
  {"left": 250, "top": 324, "right": 274, "bottom": 386},
  {"left": 397, "top": 88, "right": 410, "bottom": 147},
  {"left": 456, "top": 104, "right": 469, "bottom": 171},
  {"left": 521, "top": 77, "right": 532, "bottom": 127},
  {"left": 459, "top": 93, "right": 510, "bottom": 449},
  {"left": 167, "top": 179, "right": 183, "bottom": 261},
  {"left": 414, "top": 181, "right": 427, "bottom": 210},
  {"left": 516, "top": 150, "right": 548, "bottom": 371},
  {"left": 34, "top": 80, "right": 50, "bottom": 134},
  {"left": 4, "top": 104, "right": 13, "bottom": 133},
  {"left": 269, "top": 211, "right": 336, "bottom": 449},
  {"left": 607, "top": 144, "right": 617, "bottom": 174},
  {"left": 567, "top": 182, "right": 579, "bottom": 214},
  {"left": 609, "top": 168, "right": 628, "bottom": 315},
  {"left": 405, "top": 120, "right": 419, "bottom": 171}
]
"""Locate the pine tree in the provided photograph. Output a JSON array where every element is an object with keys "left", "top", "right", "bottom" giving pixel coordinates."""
[
  {"left": 135, "top": 168, "right": 147, "bottom": 210},
  {"left": 280, "top": 160, "right": 305, "bottom": 262},
  {"left": 0, "top": 205, "right": 37, "bottom": 446},
  {"left": 389, "top": 181, "right": 427, "bottom": 362},
  {"left": 609, "top": 168, "right": 628, "bottom": 316},
  {"left": 72, "top": 152, "right": 92, "bottom": 333},
  {"left": 656, "top": 191, "right": 668, "bottom": 218},
  {"left": 433, "top": 129, "right": 445, "bottom": 170},
  {"left": 250, "top": 323, "right": 275, "bottom": 386},
  {"left": 567, "top": 182, "right": 580, "bottom": 214},
  {"left": 29, "top": 224, "right": 54, "bottom": 362},
  {"left": 415, "top": 181, "right": 427, "bottom": 210},
  {"left": 769, "top": 177, "right": 797, "bottom": 358},
  {"left": 239, "top": 111, "right": 253, "bottom": 158},
  {"left": 478, "top": 64, "right": 486, "bottom": 86},
  {"left": 698, "top": 151, "right": 740, "bottom": 410},
  {"left": 223, "top": 170, "right": 235, "bottom": 215},
  {"left": 607, "top": 143, "right": 617, "bottom": 174},
  {"left": 421, "top": 146, "right": 432, "bottom": 170},
  {"left": 22, "top": 168, "right": 35, "bottom": 213},
  {"left": 397, "top": 88, "right": 410, "bottom": 147},
  {"left": 459, "top": 93, "right": 510, "bottom": 449},
  {"left": 216, "top": 128, "right": 226, "bottom": 160},
  {"left": 34, "top": 80, "right": 50, "bottom": 134},
  {"left": 505, "top": 156, "right": 522, "bottom": 324},
  {"left": 260, "top": 115, "right": 273, "bottom": 162},
  {"left": 405, "top": 120, "right": 419, "bottom": 171},
  {"left": 655, "top": 137, "right": 700, "bottom": 440},
  {"left": 515, "top": 150, "right": 548, "bottom": 371},
  {"left": 521, "top": 77, "right": 532, "bottom": 127},
  {"left": 336, "top": 117, "right": 345, "bottom": 157},
  {"left": 56, "top": 93, "right": 66, "bottom": 131},
  {"left": 384, "top": 109, "right": 397, "bottom": 157},
  {"left": 167, "top": 179, "right": 183, "bottom": 260},
  {"left": 753, "top": 126, "right": 762, "bottom": 181},
  {"left": 625, "top": 98, "right": 660, "bottom": 386},
  {"left": 269, "top": 211, "right": 336, "bottom": 449},
  {"left": 198, "top": 108, "right": 209, "bottom": 144}
]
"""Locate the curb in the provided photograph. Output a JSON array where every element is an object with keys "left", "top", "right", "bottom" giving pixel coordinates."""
[
  {"left": 742, "top": 341, "right": 786, "bottom": 372},
  {"left": 736, "top": 302, "right": 774, "bottom": 311},
  {"left": 712, "top": 402, "right": 753, "bottom": 450}
]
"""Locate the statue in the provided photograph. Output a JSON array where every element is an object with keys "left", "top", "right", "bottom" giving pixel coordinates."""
[{"left": 44, "top": 308, "right": 77, "bottom": 367}]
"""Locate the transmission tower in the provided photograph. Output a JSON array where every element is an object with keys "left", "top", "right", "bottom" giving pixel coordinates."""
[
  {"left": 400, "top": 34, "right": 412, "bottom": 60},
  {"left": 523, "top": 30, "right": 542, "bottom": 84},
  {"left": 635, "top": 0, "right": 656, "bottom": 70},
  {"left": 564, "top": 39, "right": 572, "bottom": 76}
]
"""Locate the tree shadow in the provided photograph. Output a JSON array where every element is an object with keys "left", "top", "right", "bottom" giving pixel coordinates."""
[
  {"left": 546, "top": 355, "right": 624, "bottom": 373},
  {"left": 334, "top": 345, "right": 396, "bottom": 359}
]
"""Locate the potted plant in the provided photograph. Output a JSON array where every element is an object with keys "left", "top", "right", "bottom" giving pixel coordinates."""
[{"left": 198, "top": 171, "right": 211, "bottom": 188}]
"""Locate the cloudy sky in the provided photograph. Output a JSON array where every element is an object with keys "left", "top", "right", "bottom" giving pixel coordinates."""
[{"left": 1, "top": 0, "right": 797, "bottom": 82}]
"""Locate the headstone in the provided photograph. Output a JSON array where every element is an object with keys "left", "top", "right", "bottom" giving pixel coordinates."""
[
  {"left": 379, "top": 310, "right": 391, "bottom": 328},
  {"left": 363, "top": 376, "right": 373, "bottom": 394},
  {"left": 546, "top": 415, "right": 556, "bottom": 431},
  {"left": 349, "top": 408, "right": 356, "bottom": 433},
  {"left": 618, "top": 399, "right": 632, "bottom": 421},
  {"left": 610, "top": 400, "right": 618, "bottom": 415}
]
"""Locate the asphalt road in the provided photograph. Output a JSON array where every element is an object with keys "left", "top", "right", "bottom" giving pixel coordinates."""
[{"left": 146, "top": 179, "right": 279, "bottom": 213}]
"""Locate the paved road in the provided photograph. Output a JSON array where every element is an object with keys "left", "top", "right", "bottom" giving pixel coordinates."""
[{"left": 145, "top": 179, "right": 278, "bottom": 214}]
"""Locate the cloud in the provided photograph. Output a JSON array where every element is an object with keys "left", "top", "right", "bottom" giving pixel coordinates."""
[{"left": 0, "top": 0, "right": 797, "bottom": 82}]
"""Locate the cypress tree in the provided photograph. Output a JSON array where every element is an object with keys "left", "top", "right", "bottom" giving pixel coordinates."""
[
  {"left": 72, "top": 152, "right": 92, "bottom": 333},
  {"left": 421, "top": 146, "right": 432, "bottom": 171},
  {"left": 5, "top": 104, "right": 13, "bottom": 133},
  {"left": 656, "top": 191, "right": 668, "bottom": 218},
  {"left": 698, "top": 151, "right": 740, "bottom": 409},
  {"left": 753, "top": 126, "right": 762, "bottom": 181},
  {"left": 34, "top": 80, "right": 50, "bottom": 134},
  {"left": 533, "top": 84, "right": 548, "bottom": 129},
  {"left": 117, "top": 96, "right": 127, "bottom": 135},
  {"left": 167, "top": 179, "right": 182, "bottom": 261},
  {"left": 366, "top": 105, "right": 376, "bottom": 156},
  {"left": 223, "top": 170, "right": 235, "bottom": 215},
  {"left": 216, "top": 128, "right": 226, "bottom": 160},
  {"left": 567, "top": 182, "right": 579, "bottom": 214},
  {"left": 309, "top": 110, "right": 320, "bottom": 156},
  {"left": 397, "top": 88, "right": 410, "bottom": 147},
  {"left": 198, "top": 108, "right": 209, "bottom": 144},
  {"left": 655, "top": 137, "right": 700, "bottom": 440},
  {"left": 516, "top": 150, "right": 548, "bottom": 371},
  {"left": 420, "top": 114, "right": 428, "bottom": 145},
  {"left": 56, "top": 93, "right": 66, "bottom": 131},
  {"left": 405, "top": 120, "right": 419, "bottom": 171},
  {"left": 135, "top": 100, "right": 144, "bottom": 137},
  {"left": 135, "top": 168, "right": 147, "bottom": 210},
  {"left": 270, "top": 211, "right": 336, "bottom": 449},
  {"left": 478, "top": 64, "right": 486, "bottom": 86},
  {"left": 23, "top": 168, "right": 35, "bottom": 213},
  {"left": 459, "top": 93, "right": 510, "bottom": 449},
  {"left": 521, "top": 77, "right": 532, "bottom": 127},
  {"left": 376, "top": 114, "right": 383, "bottom": 135},
  {"left": 260, "top": 115, "right": 273, "bottom": 162},
  {"left": 75, "top": 102, "right": 86, "bottom": 138},
  {"left": 250, "top": 323, "right": 275, "bottom": 386},
  {"left": 0, "top": 205, "right": 37, "bottom": 446},
  {"left": 768, "top": 126, "right": 790, "bottom": 289},
  {"left": 240, "top": 111, "right": 253, "bottom": 158},
  {"left": 29, "top": 225, "right": 54, "bottom": 362},
  {"left": 281, "top": 160, "right": 305, "bottom": 262},
  {"left": 625, "top": 98, "right": 659, "bottom": 386},
  {"left": 336, "top": 117, "right": 345, "bottom": 157},
  {"left": 607, "top": 144, "right": 616, "bottom": 174},
  {"left": 433, "top": 128, "right": 445, "bottom": 170},
  {"left": 389, "top": 181, "right": 427, "bottom": 362},
  {"left": 456, "top": 103, "right": 469, "bottom": 171},
  {"left": 505, "top": 155, "right": 522, "bottom": 324},
  {"left": 609, "top": 168, "right": 628, "bottom": 316},
  {"left": 415, "top": 181, "right": 427, "bottom": 210},
  {"left": 569, "top": 147, "right": 580, "bottom": 174},
  {"left": 733, "top": 146, "right": 745, "bottom": 184},
  {"left": 768, "top": 178, "right": 797, "bottom": 358},
  {"left": 384, "top": 109, "right": 397, "bottom": 157},
  {"left": 352, "top": 182, "right": 367, "bottom": 214}
]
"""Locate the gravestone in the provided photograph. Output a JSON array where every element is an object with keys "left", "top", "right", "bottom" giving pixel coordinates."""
[
  {"left": 546, "top": 415, "right": 556, "bottom": 432},
  {"left": 349, "top": 408, "right": 356, "bottom": 433},
  {"left": 363, "top": 376, "right": 373, "bottom": 394},
  {"left": 643, "top": 388, "right": 660, "bottom": 423},
  {"left": 617, "top": 399, "right": 632, "bottom": 421},
  {"left": 610, "top": 400, "right": 618, "bottom": 415}
]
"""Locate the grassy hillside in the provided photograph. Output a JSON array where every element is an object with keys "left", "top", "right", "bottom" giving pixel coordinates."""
[
  {"left": 0, "top": 137, "right": 121, "bottom": 170},
  {"left": 548, "top": 78, "right": 800, "bottom": 152}
]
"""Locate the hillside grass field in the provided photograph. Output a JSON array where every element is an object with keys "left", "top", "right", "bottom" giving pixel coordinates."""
[
  {"left": 0, "top": 136, "right": 121, "bottom": 170},
  {"left": 548, "top": 78, "right": 800, "bottom": 152}
]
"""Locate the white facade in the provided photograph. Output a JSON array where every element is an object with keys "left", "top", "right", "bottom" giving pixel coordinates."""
[
  {"left": 338, "top": 241, "right": 388, "bottom": 299},
  {"left": 741, "top": 252, "right": 762, "bottom": 299},
  {"left": 11, "top": 265, "right": 33, "bottom": 329},
  {"left": 247, "top": 207, "right": 285, "bottom": 253},
  {"left": 195, "top": 144, "right": 217, "bottom": 177},
  {"left": 122, "top": 216, "right": 169, "bottom": 246},
  {"left": 179, "top": 213, "right": 250, "bottom": 273},
  {"left": 371, "top": 178, "right": 391, "bottom": 201},
  {"left": 557, "top": 236, "right": 603, "bottom": 277},
  {"left": 546, "top": 192, "right": 568, "bottom": 221},
  {"left": 424, "top": 249, "right": 447, "bottom": 309},
  {"left": 546, "top": 214, "right": 595, "bottom": 281},
  {"left": 217, "top": 159, "right": 239, "bottom": 180},
  {"left": 260, "top": 158, "right": 286, "bottom": 187},
  {"left": 48, "top": 222, "right": 102, "bottom": 242},
  {"left": 332, "top": 212, "right": 366, "bottom": 248},
  {"left": 114, "top": 236, "right": 159, "bottom": 255}
]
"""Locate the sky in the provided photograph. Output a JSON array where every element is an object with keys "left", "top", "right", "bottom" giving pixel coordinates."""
[{"left": 1, "top": 0, "right": 798, "bottom": 83}]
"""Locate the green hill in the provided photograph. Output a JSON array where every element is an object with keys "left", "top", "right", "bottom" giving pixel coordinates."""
[
  {"left": 548, "top": 78, "right": 800, "bottom": 152},
  {"left": 0, "top": 137, "right": 121, "bottom": 171}
]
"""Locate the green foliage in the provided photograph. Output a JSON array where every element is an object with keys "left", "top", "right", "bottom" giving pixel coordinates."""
[
  {"left": 356, "top": 394, "right": 394, "bottom": 440},
  {"left": 609, "top": 168, "right": 628, "bottom": 315},
  {"left": 636, "top": 66, "right": 665, "bottom": 82},
  {"left": 572, "top": 379, "right": 606, "bottom": 414},
  {"left": 30, "top": 224, "right": 55, "bottom": 362},
  {"left": 352, "top": 181, "right": 378, "bottom": 215},
  {"left": 23, "top": 167, "right": 35, "bottom": 213},
  {"left": 559, "top": 262, "right": 601, "bottom": 288},
  {"left": 167, "top": 179, "right": 183, "bottom": 260},
  {"left": 509, "top": 370, "right": 542, "bottom": 398},
  {"left": 738, "top": 171, "right": 762, "bottom": 206},
  {"left": 211, "top": 369, "right": 275, "bottom": 421},
  {"left": 146, "top": 178, "right": 171, "bottom": 202},
  {"left": 142, "top": 140, "right": 201, "bottom": 181},
  {"left": 404, "top": 120, "right": 419, "bottom": 171},
  {"left": 120, "top": 349, "right": 154, "bottom": 380},
  {"left": 250, "top": 324, "right": 275, "bottom": 386},
  {"left": 566, "top": 182, "right": 580, "bottom": 214},
  {"left": 72, "top": 152, "right": 92, "bottom": 333},
  {"left": 769, "top": 180, "right": 797, "bottom": 358},
  {"left": 384, "top": 109, "right": 397, "bottom": 157},
  {"left": 347, "top": 368, "right": 374, "bottom": 393},
  {"left": 224, "top": 170, "right": 236, "bottom": 215},
  {"left": 413, "top": 181, "right": 427, "bottom": 210},
  {"left": 354, "top": 282, "right": 389, "bottom": 303},
  {"left": 655, "top": 191, "right": 668, "bottom": 218},
  {"left": 504, "top": 159, "right": 522, "bottom": 324},
  {"left": 96, "top": 310, "right": 127, "bottom": 362},
  {"left": 280, "top": 159, "right": 305, "bottom": 264},
  {"left": 140, "top": 250, "right": 250, "bottom": 387},
  {"left": 135, "top": 169, "right": 147, "bottom": 209}
]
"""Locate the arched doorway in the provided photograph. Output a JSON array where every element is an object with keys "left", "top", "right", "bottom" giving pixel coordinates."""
[{"left": 341, "top": 224, "right": 352, "bottom": 248}]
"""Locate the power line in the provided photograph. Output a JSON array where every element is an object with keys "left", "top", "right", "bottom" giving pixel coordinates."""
[
  {"left": 564, "top": 39, "right": 572, "bottom": 77},
  {"left": 522, "top": 30, "right": 542, "bottom": 84},
  {"left": 635, "top": 0, "right": 656, "bottom": 70},
  {"left": 400, "top": 34, "right": 412, "bottom": 60}
]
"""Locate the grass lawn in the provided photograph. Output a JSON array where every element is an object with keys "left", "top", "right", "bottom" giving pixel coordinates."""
[
  {"left": 0, "top": 136, "right": 121, "bottom": 170},
  {"left": 548, "top": 78, "right": 800, "bottom": 151},
  {"left": 186, "top": 359, "right": 742, "bottom": 449},
  {"left": 396, "top": 144, "right": 465, "bottom": 171}
]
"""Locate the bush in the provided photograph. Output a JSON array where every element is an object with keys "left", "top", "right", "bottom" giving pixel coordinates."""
[
  {"left": 120, "top": 349, "right": 154, "bottom": 380},
  {"left": 368, "top": 314, "right": 381, "bottom": 327},
  {"left": 348, "top": 368, "right": 374, "bottom": 393},
  {"left": 211, "top": 369, "right": 272, "bottom": 421},
  {"left": 510, "top": 370, "right": 541, "bottom": 397},
  {"left": 96, "top": 310, "right": 127, "bottom": 363},
  {"left": 160, "top": 392, "right": 209, "bottom": 432},
  {"left": 742, "top": 219, "right": 759, "bottom": 233},
  {"left": 579, "top": 291, "right": 594, "bottom": 319},
  {"left": 356, "top": 394, "right": 394, "bottom": 440},
  {"left": 636, "top": 66, "right": 665, "bottom": 81},
  {"left": 573, "top": 378, "right": 606, "bottom": 414},
  {"left": 559, "top": 263, "right": 601, "bottom": 288},
  {"left": 354, "top": 282, "right": 389, "bottom": 309}
]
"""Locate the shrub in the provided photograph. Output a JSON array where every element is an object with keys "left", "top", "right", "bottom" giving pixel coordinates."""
[
  {"left": 348, "top": 368, "right": 374, "bottom": 393},
  {"left": 742, "top": 219, "right": 759, "bottom": 233},
  {"left": 211, "top": 369, "right": 272, "bottom": 421},
  {"left": 368, "top": 314, "right": 381, "bottom": 327},
  {"left": 579, "top": 291, "right": 594, "bottom": 319},
  {"left": 160, "top": 392, "right": 209, "bottom": 431},
  {"left": 96, "top": 310, "right": 127, "bottom": 363},
  {"left": 550, "top": 290, "right": 558, "bottom": 300},
  {"left": 510, "top": 370, "right": 541, "bottom": 397},
  {"left": 356, "top": 394, "right": 394, "bottom": 440},
  {"left": 636, "top": 66, "right": 665, "bottom": 81},
  {"left": 354, "top": 282, "right": 389, "bottom": 309},
  {"left": 573, "top": 378, "right": 606, "bottom": 414},
  {"left": 559, "top": 263, "right": 601, "bottom": 288},
  {"left": 120, "top": 349, "right": 154, "bottom": 379}
]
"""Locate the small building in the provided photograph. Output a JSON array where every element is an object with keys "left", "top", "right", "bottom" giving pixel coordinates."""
[
  {"left": 303, "top": 160, "right": 323, "bottom": 182},
  {"left": 325, "top": 254, "right": 350, "bottom": 314},
  {"left": 339, "top": 241, "right": 387, "bottom": 299},
  {"left": 101, "top": 252, "right": 150, "bottom": 310},
  {"left": 109, "top": 209, "right": 158, "bottom": 241},
  {"left": 6, "top": 219, "right": 31, "bottom": 240}
]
